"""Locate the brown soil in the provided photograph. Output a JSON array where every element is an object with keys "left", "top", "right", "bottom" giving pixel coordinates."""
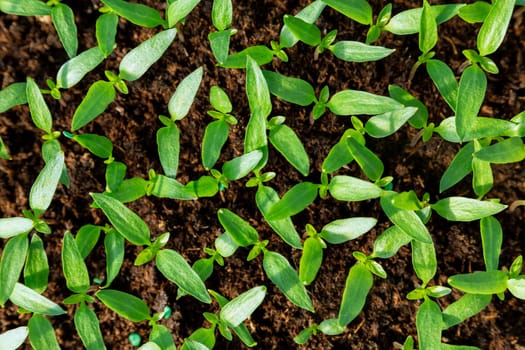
[{"left": 1, "top": 0, "right": 525, "bottom": 349}]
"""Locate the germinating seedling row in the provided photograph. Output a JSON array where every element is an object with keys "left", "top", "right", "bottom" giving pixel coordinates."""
[{"left": 1, "top": 0, "right": 525, "bottom": 349}]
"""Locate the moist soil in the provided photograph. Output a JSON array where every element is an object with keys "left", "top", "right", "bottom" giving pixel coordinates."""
[{"left": 1, "top": 0, "right": 525, "bottom": 349}]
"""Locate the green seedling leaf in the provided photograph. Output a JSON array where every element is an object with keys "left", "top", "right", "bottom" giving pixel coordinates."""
[
  {"left": 269, "top": 124, "right": 310, "bottom": 176},
  {"left": 262, "top": 70, "right": 316, "bottom": 106},
  {"left": 477, "top": 0, "right": 516, "bottom": 56},
  {"left": 346, "top": 137, "right": 384, "bottom": 181},
  {"left": 329, "top": 41, "right": 394, "bottom": 62},
  {"left": 101, "top": 0, "right": 165, "bottom": 28},
  {"left": 217, "top": 208, "right": 259, "bottom": 247},
  {"left": 507, "top": 277, "right": 525, "bottom": 299},
  {"left": 96, "top": 289, "right": 150, "bottom": 322},
  {"left": 0, "top": 0, "right": 50, "bottom": 15},
  {"left": 91, "top": 193, "right": 150, "bottom": 246},
  {"left": 319, "top": 318, "right": 345, "bottom": 335},
  {"left": 381, "top": 192, "right": 432, "bottom": 244},
  {"left": 0, "top": 217, "right": 33, "bottom": 239},
  {"left": 456, "top": 64, "right": 486, "bottom": 141},
  {"left": 322, "top": 0, "right": 372, "bottom": 24},
  {"left": 212, "top": 0, "right": 232, "bottom": 30},
  {"left": 263, "top": 250, "right": 314, "bottom": 312},
  {"left": 280, "top": 1, "right": 326, "bottom": 48},
  {"left": 28, "top": 314, "right": 60, "bottom": 350},
  {"left": 365, "top": 107, "right": 418, "bottom": 138},
  {"left": 411, "top": 239, "right": 437, "bottom": 285},
  {"left": 320, "top": 217, "right": 377, "bottom": 244},
  {"left": 220, "top": 286, "right": 266, "bottom": 327},
  {"left": 138, "top": 342, "right": 161, "bottom": 350},
  {"left": 75, "top": 225, "right": 102, "bottom": 259},
  {"left": 385, "top": 4, "right": 464, "bottom": 35},
  {"left": 222, "top": 150, "right": 263, "bottom": 181},
  {"left": 71, "top": 80, "right": 116, "bottom": 131},
  {"left": 26, "top": 77, "right": 52, "bottom": 134},
  {"left": 183, "top": 340, "right": 210, "bottom": 350},
  {"left": 442, "top": 293, "right": 491, "bottom": 329},
  {"left": 209, "top": 29, "right": 235, "bottom": 64},
  {"left": 187, "top": 175, "right": 219, "bottom": 198},
  {"left": 24, "top": 234, "right": 49, "bottom": 293},
  {"left": 168, "top": 67, "right": 203, "bottom": 120},
  {"left": 157, "top": 123, "right": 180, "bottom": 178},
  {"left": 156, "top": 249, "right": 211, "bottom": 303},
  {"left": 266, "top": 182, "right": 319, "bottom": 221},
  {"left": 419, "top": 0, "right": 438, "bottom": 54},
  {"left": 372, "top": 225, "right": 412, "bottom": 259},
  {"left": 322, "top": 141, "right": 352, "bottom": 173},
  {"left": 149, "top": 174, "right": 197, "bottom": 200},
  {"left": 119, "top": 29, "right": 177, "bottom": 82},
  {"left": 103, "top": 229, "right": 124, "bottom": 288},
  {"left": 439, "top": 142, "right": 474, "bottom": 193},
  {"left": 220, "top": 45, "right": 274, "bottom": 69},
  {"left": 166, "top": 0, "right": 200, "bottom": 28},
  {"left": 283, "top": 15, "right": 321, "bottom": 46},
  {"left": 73, "top": 133, "right": 113, "bottom": 159},
  {"left": 150, "top": 324, "right": 177, "bottom": 350},
  {"left": 416, "top": 299, "right": 443, "bottom": 350},
  {"left": 51, "top": 3, "right": 78, "bottom": 58},
  {"left": 426, "top": 59, "right": 458, "bottom": 112},
  {"left": 299, "top": 237, "right": 324, "bottom": 285},
  {"left": 472, "top": 141, "right": 493, "bottom": 198},
  {"left": 202, "top": 120, "right": 229, "bottom": 170},
  {"left": 474, "top": 137, "right": 525, "bottom": 164},
  {"left": 29, "top": 151, "right": 64, "bottom": 215},
  {"left": 0, "top": 234, "right": 28, "bottom": 306},
  {"left": 448, "top": 270, "right": 508, "bottom": 294},
  {"left": 10, "top": 282, "right": 65, "bottom": 315},
  {"left": 327, "top": 89, "right": 403, "bottom": 116},
  {"left": 0, "top": 82, "right": 27, "bottom": 113},
  {"left": 210, "top": 86, "right": 232, "bottom": 113},
  {"left": 246, "top": 55, "right": 271, "bottom": 121},
  {"left": 57, "top": 47, "right": 105, "bottom": 89},
  {"left": 0, "top": 326, "right": 28, "bottom": 350},
  {"left": 328, "top": 175, "right": 382, "bottom": 202},
  {"left": 458, "top": 1, "right": 491, "bottom": 23},
  {"left": 105, "top": 161, "right": 126, "bottom": 193},
  {"left": 104, "top": 177, "right": 148, "bottom": 203},
  {"left": 480, "top": 216, "right": 502, "bottom": 271},
  {"left": 96, "top": 13, "right": 118, "bottom": 57},
  {"left": 74, "top": 303, "right": 106, "bottom": 350},
  {"left": 338, "top": 263, "right": 373, "bottom": 326},
  {"left": 62, "top": 231, "right": 90, "bottom": 294},
  {"left": 431, "top": 197, "right": 507, "bottom": 222}
]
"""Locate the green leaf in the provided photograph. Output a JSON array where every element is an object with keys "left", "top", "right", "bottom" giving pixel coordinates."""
[
  {"left": 119, "top": 29, "right": 177, "bottom": 82},
  {"left": 0, "top": 326, "right": 28, "bottom": 350},
  {"left": 246, "top": 55, "right": 272, "bottom": 119},
  {"left": 299, "top": 237, "right": 324, "bottom": 285},
  {"left": 56, "top": 47, "right": 105, "bottom": 89},
  {"left": 280, "top": 1, "right": 326, "bottom": 48},
  {"left": 416, "top": 299, "right": 443, "bottom": 350},
  {"left": 96, "top": 13, "right": 119, "bottom": 56},
  {"left": 321, "top": 129, "right": 364, "bottom": 173},
  {"left": 0, "top": 217, "right": 33, "bottom": 239},
  {"left": 100, "top": 0, "right": 165, "bottom": 28},
  {"left": 220, "top": 45, "right": 274, "bottom": 69},
  {"left": 156, "top": 249, "right": 211, "bottom": 303},
  {"left": 29, "top": 151, "right": 64, "bottom": 214},
  {"left": 62, "top": 231, "right": 90, "bottom": 294},
  {"left": 71, "top": 80, "right": 116, "bottom": 131},
  {"left": 157, "top": 124, "right": 180, "bottom": 178},
  {"left": 472, "top": 141, "right": 493, "bottom": 198},
  {"left": 426, "top": 59, "right": 458, "bottom": 112},
  {"left": 73, "top": 133, "right": 113, "bottom": 159},
  {"left": 186, "top": 175, "right": 219, "bottom": 198},
  {"left": 327, "top": 89, "right": 403, "bottom": 116},
  {"left": 150, "top": 324, "right": 177, "bottom": 350},
  {"left": 346, "top": 137, "right": 384, "bottom": 181},
  {"left": 26, "top": 77, "right": 52, "bottom": 134},
  {"left": 138, "top": 342, "right": 161, "bottom": 350},
  {"left": 222, "top": 150, "right": 263, "bottom": 181},
  {"left": 0, "top": 0, "right": 50, "bottom": 15},
  {"left": 149, "top": 174, "right": 197, "bottom": 200},
  {"left": 0, "top": 82, "right": 28, "bottom": 114},
  {"left": 474, "top": 137, "right": 525, "bottom": 164},
  {"left": 329, "top": 41, "right": 394, "bottom": 62},
  {"left": 104, "top": 177, "right": 147, "bottom": 203},
  {"left": 262, "top": 70, "right": 316, "bottom": 107},
  {"left": 380, "top": 192, "right": 432, "bottom": 244},
  {"left": 448, "top": 270, "right": 508, "bottom": 294},
  {"left": 283, "top": 15, "right": 321, "bottom": 46},
  {"left": 322, "top": 0, "right": 372, "bottom": 24},
  {"left": 209, "top": 86, "right": 232, "bottom": 113},
  {"left": 507, "top": 277, "right": 525, "bottom": 299},
  {"left": 480, "top": 216, "right": 502, "bottom": 271},
  {"left": 385, "top": 4, "right": 464, "bottom": 35},
  {"left": 431, "top": 197, "right": 507, "bottom": 222},
  {"left": 96, "top": 289, "right": 150, "bottom": 322},
  {"left": 458, "top": 1, "right": 491, "bottom": 24},
  {"left": 51, "top": 3, "right": 78, "bottom": 58},
  {"left": 9, "top": 282, "right": 65, "bottom": 315},
  {"left": 74, "top": 303, "right": 106, "bottom": 350},
  {"left": 168, "top": 67, "right": 203, "bottom": 120},
  {"left": 439, "top": 142, "right": 474, "bottom": 193},
  {"left": 456, "top": 64, "right": 486, "bottom": 141},
  {"left": 202, "top": 120, "right": 229, "bottom": 170},
  {"left": 166, "top": 0, "right": 200, "bottom": 28},
  {"left": 212, "top": 0, "right": 232, "bottom": 30},
  {"left": 338, "top": 263, "right": 373, "bottom": 326},
  {"left": 217, "top": 208, "right": 259, "bottom": 247},
  {"left": 365, "top": 107, "right": 418, "bottom": 138},
  {"left": 269, "top": 124, "right": 310, "bottom": 176},
  {"left": 320, "top": 217, "right": 377, "bottom": 244},
  {"left": 28, "top": 314, "right": 60, "bottom": 350},
  {"left": 266, "top": 182, "right": 319, "bottom": 221},
  {"left": 105, "top": 162, "right": 126, "bottom": 193},
  {"left": 372, "top": 225, "right": 412, "bottom": 259},
  {"left": 263, "top": 250, "right": 314, "bottom": 312},
  {"left": 208, "top": 29, "right": 235, "bottom": 64},
  {"left": 328, "top": 175, "right": 382, "bottom": 202},
  {"left": 419, "top": 0, "right": 438, "bottom": 54},
  {"left": 103, "top": 229, "right": 124, "bottom": 288},
  {"left": 91, "top": 193, "right": 150, "bottom": 246},
  {"left": 24, "top": 234, "right": 49, "bottom": 293},
  {"left": 318, "top": 318, "right": 345, "bottom": 335},
  {"left": 74, "top": 225, "right": 101, "bottom": 260},
  {"left": 220, "top": 286, "right": 266, "bottom": 327},
  {"left": 411, "top": 239, "right": 437, "bottom": 285},
  {"left": 442, "top": 293, "right": 491, "bottom": 329},
  {"left": 0, "top": 234, "right": 28, "bottom": 305},
  {"left": 255, "top": 185, "right": 302, "bottom": 249},
  {"left": 477, "top": 0, "right": 516, "bottom": 56}
]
